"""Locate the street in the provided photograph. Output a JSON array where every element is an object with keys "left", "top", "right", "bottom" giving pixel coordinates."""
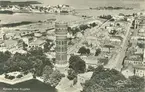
[
  {"left": 67, "top": 19, "right": 111, "bottom": 54},
  {"left": 105, "top": 20, "right": 133, "bottom": 71}
]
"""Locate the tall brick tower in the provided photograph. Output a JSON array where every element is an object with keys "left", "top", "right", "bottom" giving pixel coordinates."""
[{"left": 55, "top": 22, "right": 68, "bottom": 72}]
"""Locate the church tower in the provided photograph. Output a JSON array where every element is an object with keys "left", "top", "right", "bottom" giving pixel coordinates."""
[{"left": 55, "top": 22, "right": 68, "bottom": 72}]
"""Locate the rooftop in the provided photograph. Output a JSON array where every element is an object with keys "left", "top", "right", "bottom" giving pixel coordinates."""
[
  {"left": 78, "top": 72, "right": 93, "bottom": 80},
  {"left": 125, "top": 54, "right": 143, "bottom": 61},
  {"left": 4, "top": 40, "right": 17, "bottom": 46},
  {"left": 134, "top": 65, "right": 145, "bottom": 69},
  {"left": 110, "top": 36, "right": 123, "bottom": 41},
  {"left": 29, "top": 39, "right": 46, "bottom": 45}
]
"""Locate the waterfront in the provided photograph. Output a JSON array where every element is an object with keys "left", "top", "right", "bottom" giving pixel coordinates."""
[
  {"left": 0, "top": 9, "right": 142, "bottom": 24},
  {"left": 76, "top": 9, "right": 142, "bottom": 17},
  {"left": 0, "top": 13, "right": 83, "bottom": 24},
  {"left": 6, "top": 0, "right": 144, "bottom": 9}
]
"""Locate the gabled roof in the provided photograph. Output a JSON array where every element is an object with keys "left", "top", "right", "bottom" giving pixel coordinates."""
[
  {"left": 29, "top": 39, "right": 45, "bottom": 46},
  {"left": 125, "top": 54, "right": 143, "bottom": 61}
]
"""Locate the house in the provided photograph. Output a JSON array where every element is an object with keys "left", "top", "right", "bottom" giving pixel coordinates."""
[
  {"left": 81, "top": 56, "right": 99, "bottom": 67},
  {"left": 0, "top": 33, "right": 4, "bottom": 40},
  {"left": 46, "top": 35, "right": 56, "bottom": 41},
  {"left": 137, "top": 38, "right": 145, "bottom": 45},
  {"left": 122, "top": 64, "right": 134, "bottom": 78},
  {"left": 130, "top": 36, "right": 138, "bottom": 45},
  {"left": 123, "top": 50, "right": 145, "bottom": 77},
  {"left": 76, "top": 32, "right": 83, "bottom": 38},
  {"left": 13, "top": 33, "right": 21, "bottom": 39},
  {"left": 22, "top": 37, "right": 33, "bottom": 45},
  {"left": 78, "top": 72, "right": 93, "bottom": 84},
  {"left": 34, "top": 33, "right": 42, "bottom": 38},
  {"left": 135, "top": 47, "right": 144, "bottom": 54},
  {"left": 138, "top": 29, "right": 145, "bottom": 37},
  {"left": 20, "top": 30, "right": 34, "bottom": 37},
  {"left": 134, "top": 65, "right": 145, "bottom": 77},
  {"left": 5, "top": 33, "right": 15, "bottom": 39},
  {"left": 4, "top": 40, "right": 18, "bottom": 49},
  {"left": 86, "top": 36, "right": 98, "bottom": 47},
  {"left": 101, "top": 44, "right": 115, "bottom": 53},
  {"left": 67, "top": 33, "right": 75, "bottom": 39},
  {"left": 124, "top": 54, "right": 143, "bottom": 66},
  {"left": 28, "top": 39, "right": 46, "bottom": 49},
  {"left": 101, "top": 47, "right": 110, "bottom": 53},
  {"left": 143, "top": 49, "right": 145, "bottom": 65},
  {"left": 0, "top": 40, "right": 4, "bottom": 47},
  {"left": 109, "top": 36, "right": 123, "bottom": 45}
]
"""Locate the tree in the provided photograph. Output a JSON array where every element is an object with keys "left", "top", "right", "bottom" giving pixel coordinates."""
[
  {"left": 67, "top": 68, "right": 77, "bottom": 80},
  {"left": 18, "top": 60, "right": 28, "bottom": 71},
  {"left": 78, "top": 46, "right": 86, "bottom": 55},
  {"left": 43, "top": 65, "right": 53, "bottom": 82},
  {"left": 98, "top": 58, "right": 109, "bottom": 65},
  {"left": 44, "top": 42, "right": 50, "bottom": 52},
  {"left": 86, "top": 49, "right": 90, "bottom": 55},
  {"left": 127, "top": 76, "right": 144, "bottom": 91},
  {"left": 78, "top": 46, "right": 90, "bottom": 55},
  {"left": 137, "top": 43, "right": 144, "bottom": 48},
  {"left": 68, "top": 27, "right": 71, "bottom": 32},
  {"left": 72, "top": 27, "right": 80, "bottom": 35},
  {"left": 99, "top": 15, "right": 112, "bottom": 20},
  {"left": 90, "top": 22, "right": 97, "bottom": 27},
  {"left": 79, "top": 24, "right": 89, "bottom": 30},
  {"left": 104, "top": 45, "right": 115, "bottom": 53},
  {"left": 0, "top": 63, "right": 5, "bottom": 74},
  {"left": 45, "top": 70, "right": 65, "bottom": 87},
  {"left": 29, "top": 47, "right": 43, "bottom": 56},
  {"left": 33, "top": 59, "right": 43, "bottom": 76},
  {"left": 69, "top": 55, "right": 86, "bottom": 73},
  {"left": 22, "top": 42, "right": 28, "bottom": 50},
  {"left": 83, "top": 66, "right": 144, "bottom": 92},
  {"left": 73, "top": 77, "right": 78, "bottom": 85},
  {"left": 5, "top": 58, "right": 19, "bottom": 72},
  {"left": 109, "top": 29, "right": 117, "bottom": 35},
  {"left": 0, "top": 51, "right": 11, "bottom": 63},
  {"left": 95, "top": 48, "right": 101, "bottom": 56},
  {"left": 87, "top": 65, "right": 95, "bottom": 72}
]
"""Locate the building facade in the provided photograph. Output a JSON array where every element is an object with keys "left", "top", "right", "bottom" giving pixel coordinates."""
[{"left": 55, "top": 22, "right": 68, "bottom": 65}]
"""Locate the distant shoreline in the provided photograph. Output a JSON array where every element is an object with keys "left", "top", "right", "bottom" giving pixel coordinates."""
[
  {"left": 89, "top": 6, "right": 134, "bottom": 10},
  {"left": 0, "top": 10, "right": 14, "bottom": 14},
  {"left": 0, "top": 1, "right": 41, "bottom": 5},
  {"left": 0, "top": 21, "right": 35, "bottom": 27}
]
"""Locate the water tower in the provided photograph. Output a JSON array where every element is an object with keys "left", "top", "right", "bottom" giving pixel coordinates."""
[{"left": 55, "top": 22, "right": 68, "bottom": 72}]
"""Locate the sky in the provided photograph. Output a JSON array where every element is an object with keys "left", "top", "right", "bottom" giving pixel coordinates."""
[{"left": 0, "top": 0, "right": 145, "bottom": 9}]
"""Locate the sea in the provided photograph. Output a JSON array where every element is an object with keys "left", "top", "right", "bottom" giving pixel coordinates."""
[
  {"left": 2, "top": 0, "right": 145, "bottom": 9},
  {"left": 0, "top": 0, "right": 144, "bottom": 24}
]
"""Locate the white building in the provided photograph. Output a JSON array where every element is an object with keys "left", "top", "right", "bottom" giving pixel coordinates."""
[
  {"left": 124, "top": 54, "right": 143, "bottom": 66},
  {"left": 134, "top": 65, "right": 145, "bottom": 77},
  {"left": 109, "top": 36, "right": 123, "bottom": 45},
  {"left": 28, "top": 39, "right": 46, "bottom": 49},
  {"left": 78, "top": 72, "right": 93, "bottom": 84},
  {"left": 4, "top": 40, "right": 18, "bottom": 49},
  {"left": 122, "top": 64, "right": 134, "bottom": 78},
  {"left": 22, "top": 37, "right": 33, "bottom": 45}
]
